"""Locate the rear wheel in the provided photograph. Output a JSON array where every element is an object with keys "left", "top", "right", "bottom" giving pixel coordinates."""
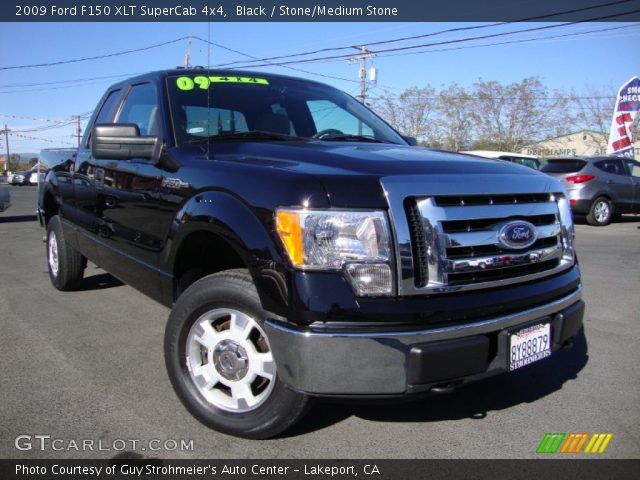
[
  {"left": 164, "top": 269, "right": 310, "bottom": 439},
  {"left": 586, "top": 197, "right": 612, "bottom": 226},
  {"left": 46, "top": 215, "right": 85, "bottom": 290}
]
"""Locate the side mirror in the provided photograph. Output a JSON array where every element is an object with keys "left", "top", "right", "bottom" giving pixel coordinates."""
[
  {"left": 402, "top": 135, "right": 418, "bottom": 146},
  {"left": 92, "top": 124, "right": 161, "bottom": 163}
]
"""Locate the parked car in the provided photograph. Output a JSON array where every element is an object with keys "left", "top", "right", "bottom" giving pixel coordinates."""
[
  {"left": 541, "top": 156, "right": 640, "bottom": 226},
  {"left": 37, "top": 69, "right": 584, "bottom": 439},
  {"left": 10, "top": 170, "right": 39, "bottom": 186},
  {"left": 462, "top": 150, "right": 541, "bottom": 170},
  {"left": 11, "top": 171, "right": 30, "bottom": 186},
  {"left": 0, "top": 187, "right": 10, "bottom": 212}
]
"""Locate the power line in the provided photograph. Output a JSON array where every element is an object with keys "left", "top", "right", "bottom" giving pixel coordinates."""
[
  {"left": 12, "top": 113, "right": 91, "bottom": 134},
  {"left": 374, "top": 23, "right": 640, "bottom": 60},
  {"left": 0, "top": 37, "right": 189, "bottom": 71},
  {"left": 192, "top": 36, "right": 359, "bottom": 83},
  {"left": 0, "top": 72, "right": 143, "bottom": 89},
  {"left": 227, "top": 9, "right": 640, "bottom": 69},
  {"left": 10, "top": 132, "right": 75, "bottom": 146},
  {"left": 213, "top": 0, "right": 635, "bottom": 68},
  {"left": 0, "top": 113, "right": 62, "bottom": 123}
]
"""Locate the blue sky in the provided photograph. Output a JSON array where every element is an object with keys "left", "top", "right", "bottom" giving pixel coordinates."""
[{"left": 0, "top": 21, "right": 638, "bottom": 154}]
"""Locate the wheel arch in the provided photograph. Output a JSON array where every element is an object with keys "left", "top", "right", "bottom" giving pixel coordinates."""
[{"left": 165, "top": 190, "right": 290, "bottom": 314}]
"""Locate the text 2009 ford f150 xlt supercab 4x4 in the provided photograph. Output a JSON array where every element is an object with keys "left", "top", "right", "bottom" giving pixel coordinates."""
[{"left": 37, "top": 69, "right": 584, "bottom": 439}]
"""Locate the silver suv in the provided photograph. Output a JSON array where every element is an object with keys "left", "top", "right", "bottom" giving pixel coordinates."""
[{"left": 541, "top": 156, "right": 640, "bottom": 226}]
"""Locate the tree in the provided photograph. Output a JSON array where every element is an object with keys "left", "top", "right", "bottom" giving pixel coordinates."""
[
  {"left": 371, "top": 86, "right": 439, "bottom": 144},
  {"left": 470, "top": 77, "right": 573, "bottom": 152},
  {"left": 570, "top": 85, "right": 618, "bottom": 152},
  {"left": 435, "top": 84, "right": 475, "bottom": 151},
  {"left": 4, "top": 153, "right": 21, "bottom": 171}
]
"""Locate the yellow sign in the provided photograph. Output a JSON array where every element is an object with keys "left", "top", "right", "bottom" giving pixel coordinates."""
[{"left": 176, "top": 76, "right": 269, "bottom": 91}]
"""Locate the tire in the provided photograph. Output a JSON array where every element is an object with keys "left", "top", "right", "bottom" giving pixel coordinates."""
[
  {"left": 46, "top": 215, "right": 85, "bottom": 291},
  {"left": 586, "top": 197, "right": 612, "bottom": 226},
  {"left": 164, "top": 269, "right": 310, "bottom": 439}
]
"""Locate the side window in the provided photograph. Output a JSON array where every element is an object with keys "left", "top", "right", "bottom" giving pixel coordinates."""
[
  {"left": 595, "top": 159, "right": 625, "bottom": 176},
  {"left": 307, "top": 99, "right": 374, "bottom": 137},
  {"left": 117, "top": 83, "right": 160, "bottom": 136},
  {"left": 85, "top": 89, "right": 122, "bottom": 147},
  {"left": 95, "top": 89, "right": 122, "bottom": 124},
  {"left": 626, "top": 160, "right": 640, "bottom": 178}
]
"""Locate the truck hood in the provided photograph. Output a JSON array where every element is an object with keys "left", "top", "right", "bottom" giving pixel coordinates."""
[
  {"left": 205, "top": 141, "right": 552, "bottom": 208},
  {"left": 210, "top": 140, "right": 533, "bottom": 176}
]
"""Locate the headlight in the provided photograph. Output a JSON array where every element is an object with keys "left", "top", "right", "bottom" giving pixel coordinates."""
[{"left": 275, "top": 208, "right": 393, "bottom": 296}]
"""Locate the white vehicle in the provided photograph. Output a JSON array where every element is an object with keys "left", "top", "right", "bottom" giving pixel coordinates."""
[
  {"left": 462, "top": 150, "right": 541, "bottom": 170},
  {"left": 28, "top": 171, "right": 39, "bottom": 185}
]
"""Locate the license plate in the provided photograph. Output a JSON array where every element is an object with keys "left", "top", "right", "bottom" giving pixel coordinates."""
[{"left": 509, "top": 323, "right": 551, "bottom": 371}]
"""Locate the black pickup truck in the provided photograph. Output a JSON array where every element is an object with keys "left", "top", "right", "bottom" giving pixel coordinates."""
[{"left": 38, "top": 69, "right": 584, "bottom": 439}]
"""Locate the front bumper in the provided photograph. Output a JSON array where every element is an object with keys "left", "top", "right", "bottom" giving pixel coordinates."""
[{"left": 265, "top": 285, "right": 584, "bottom": 396}]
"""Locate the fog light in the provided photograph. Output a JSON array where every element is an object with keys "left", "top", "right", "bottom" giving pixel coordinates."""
[{"left": 345, "top": 263, "right": 392, "bottom": 296}]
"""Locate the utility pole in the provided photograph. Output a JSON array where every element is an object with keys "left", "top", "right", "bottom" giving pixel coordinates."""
[
  {"left": 349, "top": 46, "right": 375, "bottom": 135},
  {"left": 349, "top": 46, "right": 375, "bottom": 105},
  {"left": 3, "top": 124, "right": 10, "bottom": 174},
  {"left": 76, "top": 116, "right": 82, "bottom": 148},
  {"left": 184, "top": 33, "right": 192, "bottom": 68}
]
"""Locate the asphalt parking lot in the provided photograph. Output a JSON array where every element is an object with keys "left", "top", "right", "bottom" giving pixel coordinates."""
[{"left": 0, "top": 185, "right": 638, "bottom": 459}]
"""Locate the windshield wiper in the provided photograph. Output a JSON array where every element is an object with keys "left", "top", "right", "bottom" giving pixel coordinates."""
[
  {"left": 314, "top": 134, "right": 386, "bottom": 143},
  {"left": 186, "top": 130, "right": 306, "bottom": 144}
]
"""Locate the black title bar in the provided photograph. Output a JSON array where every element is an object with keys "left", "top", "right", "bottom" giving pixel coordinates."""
[
  {"left": 3, "top": 0, "right": 640, "bottom": 22},
  {"left": 1, "top": 459, "right": 640, "bottom": 480}
]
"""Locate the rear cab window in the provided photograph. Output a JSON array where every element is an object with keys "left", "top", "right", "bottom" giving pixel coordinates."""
[{"left": 541, "top": 159, "right": 587, "bottom": 173}]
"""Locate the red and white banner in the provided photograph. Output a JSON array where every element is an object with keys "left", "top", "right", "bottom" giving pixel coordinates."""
[{"left": 607, "top": 76, "right": 639, "bottom": 158}]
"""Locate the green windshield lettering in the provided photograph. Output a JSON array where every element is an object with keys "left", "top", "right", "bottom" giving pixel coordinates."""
[
  {"left": 194, "top": 76, "right": 210, "bottom": 89},
  {"left": 176, "top": 76, "right": 195, "bottom": 90},
  {"left": 175, "top": 76, "right": 269, "bottom": 90}
]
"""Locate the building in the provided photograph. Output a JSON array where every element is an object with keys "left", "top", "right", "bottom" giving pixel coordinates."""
[{"left": 521, "top": 130, "right": 639, "bottom": 159}]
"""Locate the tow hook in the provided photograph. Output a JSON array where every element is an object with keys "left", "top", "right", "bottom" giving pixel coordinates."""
[{"left": 430, "top": 381, "right": 463, "bottom": 394}]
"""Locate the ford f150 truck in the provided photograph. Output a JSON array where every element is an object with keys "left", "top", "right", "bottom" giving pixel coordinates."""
[{"left": 38, "top": 69, "right": 584, "bottom": 439}]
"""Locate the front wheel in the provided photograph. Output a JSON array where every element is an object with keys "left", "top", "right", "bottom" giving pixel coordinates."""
[
  {"left": 46, "top": 215, "right": 85, "bottom": 290},
  {"left": 164, "top": 269, "right": 310, "bottom": 439},
  {"left": 586, "top": 197, "right": 612, "bottom": 226}
]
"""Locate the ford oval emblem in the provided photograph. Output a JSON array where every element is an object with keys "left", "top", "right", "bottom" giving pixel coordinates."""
[{"left": 498, "top": 221, "right": 538, "bottom": 250}]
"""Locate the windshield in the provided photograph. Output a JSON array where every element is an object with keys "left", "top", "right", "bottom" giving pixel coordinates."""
[{"left": 166, "top": 73, "right": 405, "bottom": 146}]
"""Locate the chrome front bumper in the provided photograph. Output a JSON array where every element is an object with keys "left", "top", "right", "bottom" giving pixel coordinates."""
[{"left": 265, "top": 286, "right": 584, "bottom": 395}]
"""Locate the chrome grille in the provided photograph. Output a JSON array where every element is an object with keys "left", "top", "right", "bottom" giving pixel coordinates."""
[
  {"left": 405, "top": 193, "right": 572, "bottom": 292},
  {"left": 433, "top": 193, "right": 553, "bottom": 207},
  {"left": 405, "top": 201, "right": 428, "bottom": 288}
]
